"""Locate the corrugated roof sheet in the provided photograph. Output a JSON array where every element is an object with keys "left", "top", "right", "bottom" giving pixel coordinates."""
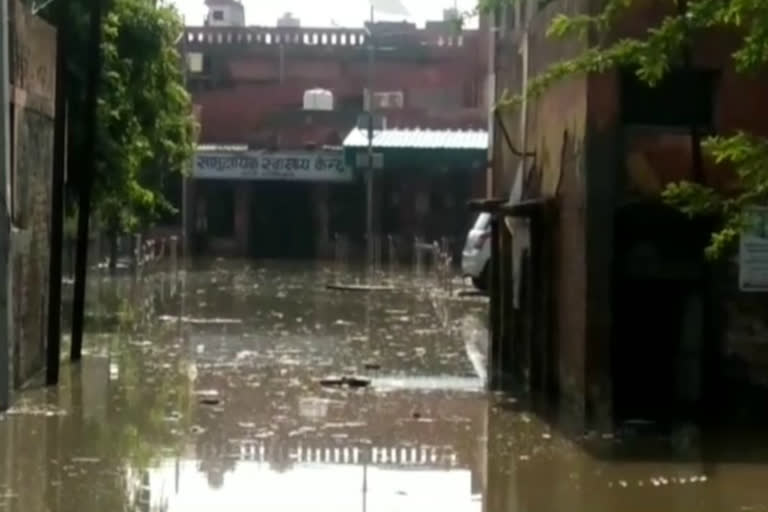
[{"left": 343, "top": 128, "right": 488, "bottom": 150}]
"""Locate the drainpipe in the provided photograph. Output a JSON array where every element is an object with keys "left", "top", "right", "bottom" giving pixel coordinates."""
[
  {"left": 519, "top": 31, "right": 529, "bottom": 192},
  {"left": 511, "top": 10, "right": 530, "bottom": 204},
  {"left": 486, "top": 8, "right": 497, "bottom": 198},
  {"left": 507, "top": 3, "right": 532, "bottom": 310},
  {"left": 0, "top": 0, "right": 13, "bottom": 408}
]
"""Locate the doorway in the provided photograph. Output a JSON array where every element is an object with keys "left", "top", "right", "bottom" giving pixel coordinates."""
[
  {"left": 249, "top": 182, "right": 315, "bottom": 259},
  {"left": 611, "top": 203, "right": 712, "bottom": 424}
]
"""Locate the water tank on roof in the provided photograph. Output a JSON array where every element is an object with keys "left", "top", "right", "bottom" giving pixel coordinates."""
[
  {"left": 277, "top": 12, "right": 301, "bottom": 28},
  {"left": 303, "top": 89, "right": 334, "bottom": 111}
]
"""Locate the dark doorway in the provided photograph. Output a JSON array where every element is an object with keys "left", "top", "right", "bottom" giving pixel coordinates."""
[
  {"left": 205, "top": 181, "right": 234, "bottom": 237},
  {"left": 249, "top": 182, "right": 315, "bottom": 259},
  {"left": 611, "top": 203, "right": 712, "bottom": 424},
  {"left": 613, "top": 276, "right": 689, "bottom": 422}
]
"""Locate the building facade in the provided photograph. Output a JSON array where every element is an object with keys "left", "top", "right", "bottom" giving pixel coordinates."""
[
  {"left": 481, "top": 0, "right": 768, "bottom": 429},
  {"left": 182, "top": 1, "right": 489, "bottom": 259}
]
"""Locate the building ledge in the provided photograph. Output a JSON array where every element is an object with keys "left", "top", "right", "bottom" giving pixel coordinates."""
[{"left": 468, "top": 197, "right": 553, "bottom": 218}]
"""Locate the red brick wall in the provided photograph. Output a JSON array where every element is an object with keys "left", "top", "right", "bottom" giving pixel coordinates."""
[
  {"left": 190, "top": 34, "right": 486, "bottom": 144},
  {"left": 595, "top": 0, "right": 768, "bottom": 399}
]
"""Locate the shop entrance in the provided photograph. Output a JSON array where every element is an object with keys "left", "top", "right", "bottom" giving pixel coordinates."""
[{"left": 249, "top": 182, "right": 315, "bottom": 259}]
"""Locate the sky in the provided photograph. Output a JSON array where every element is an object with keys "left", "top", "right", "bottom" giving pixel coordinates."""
[{"left": 172, "top": 0, "right": 479, "bottom": 28}]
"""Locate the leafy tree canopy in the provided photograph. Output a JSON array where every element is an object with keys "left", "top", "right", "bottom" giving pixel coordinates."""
[
  {"left": 42, "top": 0, "right": 196, "bottom": 234},
  {"left": 479, "top": 0, "right": 768, "bottom": 258}
]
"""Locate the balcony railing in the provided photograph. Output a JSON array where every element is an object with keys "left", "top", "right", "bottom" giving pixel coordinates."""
[{"left": 183, "top": 26, "right": 471, "bottom": 49}]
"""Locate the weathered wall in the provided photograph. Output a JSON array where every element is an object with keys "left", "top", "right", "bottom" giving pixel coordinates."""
[
  {"left": 496, "top": 0, "right": 591, "bottom": 418},
  {"left": 592, "top": 0, "right": 768, "bottom": 404},
  {"left": 491, "top": 32, "right": 521, "bottom": 197},
  {"left": 8, "top": 1, "right": 56, "bottom": 388},
  {"left": 185, "top": 26, "right": 486, "bottom": 144}
]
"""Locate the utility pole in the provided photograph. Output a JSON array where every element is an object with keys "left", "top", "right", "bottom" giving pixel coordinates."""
[
  {"left": 0, "top": 0, "right": 13, "bottom": 408},
  {"left": 366, "top": 3, "right": 375, "bottom": 270},
  {"left": 70, "top": 0, "right": 104, "bottom": 361},
  {"left": 180, "top": 16, "right": 191, "bottom": 262}
]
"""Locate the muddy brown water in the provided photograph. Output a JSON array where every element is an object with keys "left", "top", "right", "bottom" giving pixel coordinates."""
[{"left": 0, "top": 261, "right": 767, "bottom": 511}]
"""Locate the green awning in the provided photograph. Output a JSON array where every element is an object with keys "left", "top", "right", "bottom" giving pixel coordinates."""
[{"left": 342, "top": 128, "right": 488, "bottom": 172}]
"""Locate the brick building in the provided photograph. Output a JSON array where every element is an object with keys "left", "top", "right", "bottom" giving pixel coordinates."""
[
  {"left": 479, "top": 0, "right": 768, "bottom": 429},
  {"left": 182, "top": 1, "right": 489, "bottom": 259}
]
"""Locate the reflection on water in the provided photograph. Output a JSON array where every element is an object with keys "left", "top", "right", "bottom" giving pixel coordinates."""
[{"left": 1, "top": 260, "right": 767, "bottom": 512}]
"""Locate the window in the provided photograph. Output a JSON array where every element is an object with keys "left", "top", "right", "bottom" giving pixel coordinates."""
[
  {"left": 212, "top": 9, "right": 224, "bottom": 21},
  {"left": 621, "top": 69, "right": 718, "bottom": 127},
  {"left": 372, "top": 91, "right": 404, "bottom": 110},
  {"left": 186, "top": 52, "right": 204, "bottom": 73}
]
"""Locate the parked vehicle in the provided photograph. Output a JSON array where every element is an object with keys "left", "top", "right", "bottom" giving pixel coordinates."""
[{"left": 461, "top": 213, "right": 491, "bottom": 291}]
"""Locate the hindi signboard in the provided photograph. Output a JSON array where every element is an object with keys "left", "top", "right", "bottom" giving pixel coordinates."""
[
  {"left": 194, "top": 150, "right": 353, "bottom": 182},
  {"left": 739, "top": 206, "right": 768, "bottom": 292}
]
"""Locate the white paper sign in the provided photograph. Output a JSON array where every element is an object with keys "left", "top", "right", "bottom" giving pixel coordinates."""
[
  {"left": 739, "top": 206, "right": 768, "bottom": 291},
  {"left": 194, "top": 150, "right": 353, "bottom": 182}
]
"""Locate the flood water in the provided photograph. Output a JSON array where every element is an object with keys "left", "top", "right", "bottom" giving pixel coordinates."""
[{"left": 1, "top": 260, "right": 767, "bottom": 512}]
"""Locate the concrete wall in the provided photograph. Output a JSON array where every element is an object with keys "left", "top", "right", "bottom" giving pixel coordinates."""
[
  {"left": 8, "top": 1, "right": 56, "bottom": 389},
  {"left": 492, "top": 0, "right": 592, "bottom": 420}
]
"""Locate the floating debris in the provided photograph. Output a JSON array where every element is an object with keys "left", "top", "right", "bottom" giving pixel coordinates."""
[
  {"left": 319, "top": 376, "right": 344, "bottom": 387},
  {"left": 158, "top": 315, "right": 243, "bottom": 325},
  {"left": 70, "top": 457, "right": 100, "bottom": 464},
  {"left": 196, "top": 389, "right": 221, "bottom": 405},
  {"left": 7, "top": 405, "right": 67, "bottom": 417},
  {"left": 194, "top": 389, "right": 220, "bottom": 399},
  {"left": 319, "top": 375, "right": 371, "bottom": 388},
  {"left": 326, "top": 283, "right": 396, "bottom": 292}
]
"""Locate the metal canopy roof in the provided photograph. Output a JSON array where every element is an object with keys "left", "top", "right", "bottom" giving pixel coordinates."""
[{"left": 343, "top": 128, "right": 488, "bottom": 151}]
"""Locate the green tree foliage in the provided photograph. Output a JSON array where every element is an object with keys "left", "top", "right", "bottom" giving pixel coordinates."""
[
  {"left": 42, "top": 0, "right": 196, "bottom": 234},
  {"left": 481, "top": 0, "right": 768, "bottom": 258}
]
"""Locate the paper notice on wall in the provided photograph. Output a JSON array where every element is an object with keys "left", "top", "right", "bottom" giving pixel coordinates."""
[{"left": 739, "top": 206, "right": 768, "bottom": 292}]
